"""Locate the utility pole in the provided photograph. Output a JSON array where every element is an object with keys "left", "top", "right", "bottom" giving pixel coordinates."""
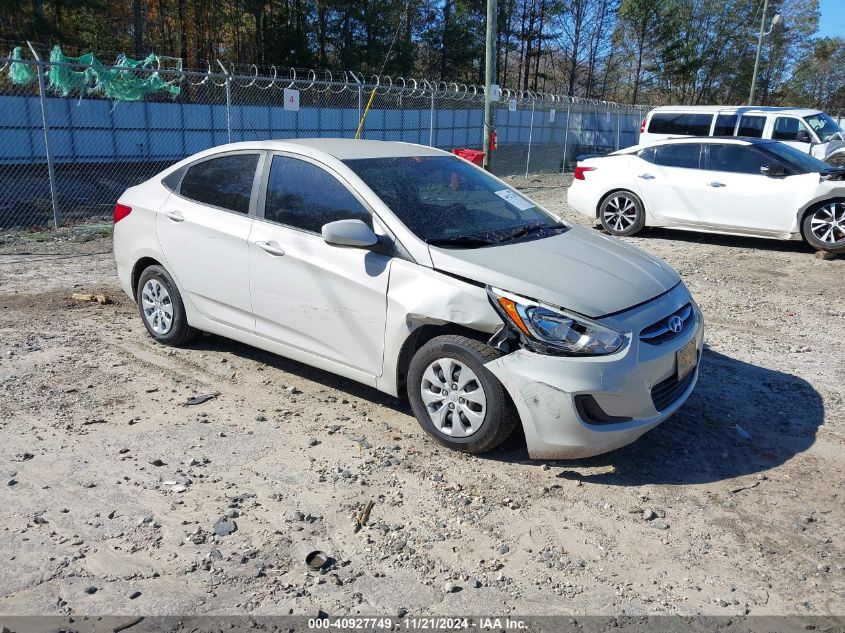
[
  {"left": 483, "top": 0, "right": 497, "bottom": 170},
  {"left": 749, "top": 0, "right": 781, "bottom": 105}
]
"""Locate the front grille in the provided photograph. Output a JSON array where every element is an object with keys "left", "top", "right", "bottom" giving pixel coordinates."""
[
  {"left": 640, "top": 303, "right": 694, "bottom": 345},
  {"left": 651, "top": 366, "right": 697, "bottom": 412}
]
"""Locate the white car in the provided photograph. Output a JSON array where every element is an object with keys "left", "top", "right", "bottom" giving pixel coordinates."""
[
  {"left": 568, "top": 136, "right": 845, "bottom": 253},
  {"left": 114, "top": 139, "right": 703, "bottom": 459},
  {"left": 639, "top": 105, "right": 845, "bottom": 166}
]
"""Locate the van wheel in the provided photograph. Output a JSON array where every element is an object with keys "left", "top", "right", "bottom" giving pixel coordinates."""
[
  {"left": 407, "top": 335, "right": 518, "bottom": 454},
  {"left": 803, "top": 200, "right": 845, "bottom": 254},
  {"left": 599, "top": 191, "right": 645, "bottom": 237},
  {"left": 136, "top": 265, "right": 198, "bottom": 346}
]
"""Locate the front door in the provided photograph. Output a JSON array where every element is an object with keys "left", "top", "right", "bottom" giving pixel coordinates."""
[
  {"left": 156, "top": 152, "right": 263, "bottom": 331},
  {"left": 248, "top": 153, "right": 391, "bottom": 377}
]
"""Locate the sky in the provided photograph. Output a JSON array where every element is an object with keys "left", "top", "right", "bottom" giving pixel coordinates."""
[{"left": 818, "top": 0, "right": 845, "bottom": 38}]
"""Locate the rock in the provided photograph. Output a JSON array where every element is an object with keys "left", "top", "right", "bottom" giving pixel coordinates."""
[
  {"left": 651, "top": 520, "right": 670, "bottom": 530},
  {"left": 498, "top": 543, "right": 510, "bottom": 555},
  {"left": 307, "top": 438, "right": 320, "bottom": 447},
  {"left": 395, "top": 607, "right": 408, "bottom": 617},
  {"left": 444, "top": 581, "right": 458, "bottom": 593},
  {"left": 469, "top": 577, "right": 482, "bottom": 588},
  {"left": 7, "top": 478, "right": 17, "bottom": 486},
  {"left": 84, "top": 586, "right": 98, "bottom": 595},
  {"left": 185, "top": 393, "right": 219, "bottom": 406},
  {"left": 255, "top": 415, "right": 267, "bottom": 422},
  {"left": 129, "top": 591, "right": 142, "bottom": 600},
  {"left": 643, "top": 509, "right": 657, "bottom": 521},
  {"left": 149, "top": 459, "right": 166, "bottom": 467},
  {"left": 171, "top": 485, "right": 187, "bottom": 493},
  {"left": 213, "top": 518, "right": 237, "bottom": 537},
  {"left": 815, "top": 250, "right": 837, "bottom": 261}
]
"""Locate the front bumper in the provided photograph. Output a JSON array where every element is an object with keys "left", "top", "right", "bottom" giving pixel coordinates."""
[{"left": 485, "top": 284, "right": 704, "bottom": 459}]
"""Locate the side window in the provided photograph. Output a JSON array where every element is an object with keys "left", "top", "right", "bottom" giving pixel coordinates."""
[
  {"left": 713, "top": 114, "right": 738, "bottom": 136},
  {"left": 648, "top": 113, "right": 713, "bottom": 136},
  {"left": 772, "top": 117, "right": 812, "bottom": 141},
  {"left": 706, "top": 144, "right": 769, "bottom": 174},
  {"left": 653, "top": 144, "right": 702, "bottom": 169},
  {"left": 737, "top": 115, "right": 766, "bottom": 138},
  {"left": 179, "top": 154, "right": 259, "bottom": 214},
  {"left": 264, "top": 156, "right": 371, "bottom": 232},
  {"left": 162, "top": 167, "right": 185, "bottom": 192},
  {"left": 638, "top": 147, "right": 656, "bottom": 163}
]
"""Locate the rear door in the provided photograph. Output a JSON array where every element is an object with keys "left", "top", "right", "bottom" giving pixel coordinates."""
[
  {"left": 633, "top": 143, "right": 706, "bottom": 226},
  {"left": 156, "top": 151, "right": 264, "bottom": 331},
  {"left": 697, "top": 144, "right": 797, "bottom": 234}
]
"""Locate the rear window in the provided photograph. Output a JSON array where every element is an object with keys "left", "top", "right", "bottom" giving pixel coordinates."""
[
  {"left": 653, "top": 144, "right": 702, "bottom": 169},
  {"left": 648, "top": 112, "right": 713, "bottom": 136},
  {"left": 738, "top": 115, "right": 766, "bottom": 138}
]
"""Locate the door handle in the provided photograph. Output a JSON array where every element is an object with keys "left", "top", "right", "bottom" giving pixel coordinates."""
[
  {"left": 638, "top": 173, "right": 655, "bottom": 180},
  {"left": 255, "top": 240, "right": 285, "bottom": 256},
  {"left": 163, "top": 210, "right": 185, "bottom": 222},
  {"left": 708, "top": 182, "right": 726, "bottom": 188}
]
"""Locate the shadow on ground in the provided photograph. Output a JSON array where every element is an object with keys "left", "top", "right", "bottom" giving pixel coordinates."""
[
  {"left": 638, "top": 227, "right": 818, "bottom": 255},
  {"left": 185, "top": 334, "right": 824, "bottom": 486}
]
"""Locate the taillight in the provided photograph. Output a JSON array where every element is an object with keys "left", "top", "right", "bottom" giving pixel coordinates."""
[
  {"left": 113, "top": 203, "right": 132, "bottom": 223},
  {"left": 640, "top": 118, "right": 646, "bottom": 133},
  {"left": 574, "top": 166, "right": 596, "bottom": 180}
]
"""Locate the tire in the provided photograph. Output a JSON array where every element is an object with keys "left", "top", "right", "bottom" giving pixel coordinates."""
[
  {"left": 599, "top": 190, "right": 646, "bottom": 237},
  {"left": 407, "top": 334, "right": 518, "bottom": 454},
  {"left": 136, "top": 265, "right": 198, "bottom": 346},
  {"left": 802, "top": 200, "right": 845, "bottom": 254}
]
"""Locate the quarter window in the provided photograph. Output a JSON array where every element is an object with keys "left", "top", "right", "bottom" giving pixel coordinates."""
[
  {"left": 264, "top": 156, "right": 371, "bottom": 232},
  {"left": 653, "top": 144, "right": 702, "bottom": 169},
  {"left": 713, "top": 114, "right": 738, "bottom": 136},
  {"left": 706, "top": 144, "right": 769, "bottom": 174},
  {"left": 772, "top": 117, "right": 812, "bottom": 142},
  {"left": 647, "top": 113, "right": 713, "bottom": 136},
  {"left": 737, "top": 115, "right": 766, "bottom": 138},
  {"left": 179, "top": 154, "right": 259, "bottom": 214}
]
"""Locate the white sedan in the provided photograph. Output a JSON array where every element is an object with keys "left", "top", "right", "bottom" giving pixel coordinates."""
[{"left": 567, "top": 137, "right": 845, "bottom": 253}]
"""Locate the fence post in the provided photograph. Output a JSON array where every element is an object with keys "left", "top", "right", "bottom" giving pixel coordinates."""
[
  {"left": 429, "top": 90, "right": 435, "bottom": 147},
  {"left": 30, "top": 49, "right": 61, "bottom": 228},
  {"left": 561, "top": 101, "right": 571, "bottom": 174},
  {"left": 616, "top": 109, "right": 621, "bottom": 150},
  {"left": 358, "top": 85, "right": 363, "bottom": 130},
  {"left": 525, "top": 99, "right": 535, "bottom": 179},
  {"left": 225, "top": 76, "right": 233, "bottom": 143}
]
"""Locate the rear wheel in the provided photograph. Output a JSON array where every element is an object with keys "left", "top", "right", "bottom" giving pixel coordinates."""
[
  {"left": 136, "top": 265, "right": 198, "bottom": 346},
  {"left": 599, "top": 191, "right": 645, "bottom": 237},
  {"left": 803, "top": 200, "right": 845, "bottom": 254},
  {"left": 407, "top": 335, "right": 518, "bottom": 454}
]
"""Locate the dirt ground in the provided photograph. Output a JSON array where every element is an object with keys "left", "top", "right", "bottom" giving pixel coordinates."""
[{"left": 0, "top": 173, "right": 843, "bottom": 619}]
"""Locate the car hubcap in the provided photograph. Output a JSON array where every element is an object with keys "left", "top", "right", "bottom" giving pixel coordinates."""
[
  {"left": 810, "top": 202, "right": 845, "bottom": 244},
  {"left": 141, "top": 279, "right": 174, "bottom": 335},
  {"left": 420, "top": 358, "right": 487, "bottom": 438},
  {"left": 603, "top": 195, "right": 637, "bottom": 232}
]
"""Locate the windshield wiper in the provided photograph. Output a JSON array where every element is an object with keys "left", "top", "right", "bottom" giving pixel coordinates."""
[
  {"left": 495, "top": 222, "right": 568, "bottom": 243},
  {"left": 426, "top": 234, "right": 499, "bottom": 248}
]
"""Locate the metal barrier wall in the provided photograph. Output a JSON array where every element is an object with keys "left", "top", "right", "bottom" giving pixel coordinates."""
[{"left": 0, "top": 56, "right": 649, "bottom": 229}]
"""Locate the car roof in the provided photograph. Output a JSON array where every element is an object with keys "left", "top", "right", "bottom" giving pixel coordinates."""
[
  {"left": 647, "top": 105, "right": 821, "bottom": 117},
  {"left": 188, "top": 138, "right": 450, "bottom": 161},
  {"left": 613, "top": 136, "right": 778, "bottom": 154}
]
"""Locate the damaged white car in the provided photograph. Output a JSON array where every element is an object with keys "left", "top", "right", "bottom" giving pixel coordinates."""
[{"left": 113, "top": 139, "right": 703, "bottom": 459}]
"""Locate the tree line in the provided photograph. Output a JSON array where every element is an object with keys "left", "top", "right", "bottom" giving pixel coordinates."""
[{"left": 1, "top": 0, "right": 842, "bottom": 110}]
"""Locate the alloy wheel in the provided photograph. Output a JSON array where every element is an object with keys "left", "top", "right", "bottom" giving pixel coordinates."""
[
  {"left": 420, "top": 357, "right": 487, "bottom": 438},
  {"left": 810, "top": 202, "right": 845, "bottom": 245},
  {"left": 141, "top": 278, "right": 174, "bottom": 335},
  {"left": 603, "top": 195, "right": 638, "bottom": 232}
]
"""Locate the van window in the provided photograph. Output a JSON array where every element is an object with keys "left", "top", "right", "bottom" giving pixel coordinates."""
[
  {"left": 737, "top": 115, "right": 766, "bottom": 138},
  {"left": 648, "top": 113, "right": 713, "bottom": 136},
  {"left": 713, "top": 114, "right": 738, "bottom": 136},
  {"left": 772, "top": 117, "right": 812, "bottom": 142},
  {"left": 653, "top": 144, "right": 702, "bottom": 169}
]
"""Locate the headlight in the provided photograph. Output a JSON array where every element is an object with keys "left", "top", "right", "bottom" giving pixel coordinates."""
[{"left": 488, "top": 287, "right": 625, "bottom": 356}]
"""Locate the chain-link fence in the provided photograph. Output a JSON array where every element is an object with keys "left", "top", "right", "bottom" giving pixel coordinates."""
[{"left": 0, "top": 54, "right": 649, "bottom": 230}]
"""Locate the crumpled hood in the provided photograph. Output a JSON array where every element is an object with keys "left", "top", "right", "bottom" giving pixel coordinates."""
[{"left": 428, "top": 226, "right": 680, "bottom": 318}]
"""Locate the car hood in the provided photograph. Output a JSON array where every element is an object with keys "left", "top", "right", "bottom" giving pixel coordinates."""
[{"left": 428, "top": 226, "right": 680, "bottom": 318}]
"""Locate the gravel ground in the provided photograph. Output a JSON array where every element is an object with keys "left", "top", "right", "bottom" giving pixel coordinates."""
[{"left": 0, "top": 173, "right": 843, "bottom": 618}]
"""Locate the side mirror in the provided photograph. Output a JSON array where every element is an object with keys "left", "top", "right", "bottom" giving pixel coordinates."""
[
  {"left": 322, "top": 219, "right": 379, "bottom": 248},
  {"left": 796, "top": 130, "right": 811, "bottom": 143},
  {"left": 760, "top": 164, "right": 785, "bottom": 177}
]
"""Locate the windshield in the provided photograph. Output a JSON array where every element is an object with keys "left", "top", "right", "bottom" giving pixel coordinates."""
[
  {"left": 344, "top": 156, "right": 564, "bottom": 247},
  {"left": 757, "top": 142, "right": 834, "bottom": 174},
  {"left": 803, "top": 113, "right": 843, "bottom": 143}
]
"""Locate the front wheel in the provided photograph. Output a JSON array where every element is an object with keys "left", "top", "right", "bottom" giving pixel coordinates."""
[
  {"left": 407, "top": 335, "right": 518, "bottom": 454},
  {"left": 599, "top": 191, "right": 645, "bottom": 237},
  {"left": 803, "top": 201, "right": 845, "bottom": 254}
]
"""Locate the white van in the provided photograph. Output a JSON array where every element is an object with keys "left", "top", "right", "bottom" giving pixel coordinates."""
[{"left": 639, "top": 106, "right": 845, "bottom": 166}]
